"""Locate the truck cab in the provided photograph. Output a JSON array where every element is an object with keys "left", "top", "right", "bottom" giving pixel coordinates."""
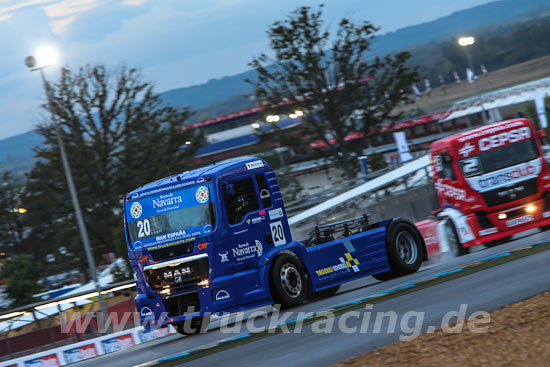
[
  {"left": 430, "top": 118, "right": 550, "bottom": 253},
  {"left": 124, "top": 157, "right": 426, "bottom": 333}
]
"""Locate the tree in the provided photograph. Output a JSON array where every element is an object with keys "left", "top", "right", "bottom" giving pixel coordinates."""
[
  {"left": 1, "top": 255, "right": 43, "bottom": 307},
  {"left": 247, "top": 5, "right": 418, "bottom": 179},
  {"left": 22, "top": 65, "right": 203, "bottom": 277},
  {"left": 0, "top": 172, "right": 27, "bottom": 254}
]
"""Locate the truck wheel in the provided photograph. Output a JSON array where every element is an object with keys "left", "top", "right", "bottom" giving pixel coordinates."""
[
  {"left": 372, "top": 271, "right": 396, "bottom": 281},
  {"left": 385, "top": 220, "right": 424, "bottom": 276},
  {"left": 174, "top": 316, "right": 209, "bottom": 336},
  {"left": 485, "top": 236, "right": 511, "bottom": 248},
  {"left": 445, "top": 220, "right": 469, "bottom": 256},
  {"left": 270, "top": 254, "right": 308, "bottom": 308}
]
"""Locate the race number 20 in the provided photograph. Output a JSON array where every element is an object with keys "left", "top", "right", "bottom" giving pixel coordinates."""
[{"left": 270, "top": 221, "right": 286, "bottom": 247}]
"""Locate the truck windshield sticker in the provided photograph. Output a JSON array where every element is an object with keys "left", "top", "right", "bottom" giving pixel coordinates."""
[
  {"left": 465, "top": 158, "right": 541, "bottom": 193},
  {"left": 126, "top": 186, "right": 215, "bottom": 249},
  {"left": 459, "top": 139, "right": 538, "bottom": 177}
]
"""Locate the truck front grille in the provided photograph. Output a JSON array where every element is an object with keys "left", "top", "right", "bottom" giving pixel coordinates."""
[
  {"left": 144, "top": 255, "right": 209, "bottom": 291},
  {"left": 481, "top": 178, "right": 538, "bottom": 207},
  {"left": 163, "top": 292, "right": 200, "bottom": 317}
]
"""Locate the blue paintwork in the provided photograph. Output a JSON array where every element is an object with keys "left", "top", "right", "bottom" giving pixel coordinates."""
[{"left": 123, "top": 157, "right": 395, "bottom": 328}]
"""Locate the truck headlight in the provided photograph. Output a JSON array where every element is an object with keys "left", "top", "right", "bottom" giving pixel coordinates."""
[{"left": 526, "top": 205, "right": 536, "bottom": 213}]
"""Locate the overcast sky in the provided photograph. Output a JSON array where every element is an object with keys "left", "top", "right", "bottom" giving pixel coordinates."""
[{"left": 0, "top": 0, "right": 495, "bottom": 139}]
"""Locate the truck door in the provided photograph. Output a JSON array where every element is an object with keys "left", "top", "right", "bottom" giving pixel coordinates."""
[{"left": 216, "top": 174, "right": 281, "bottom": 274}]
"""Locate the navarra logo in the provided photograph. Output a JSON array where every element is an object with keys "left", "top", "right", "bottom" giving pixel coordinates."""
[
  {"left": 130, "top": 202, "right": 143, "bottom": 219},
  {"left": 196, "top": 186, "right": 209, "bottom": 204}
]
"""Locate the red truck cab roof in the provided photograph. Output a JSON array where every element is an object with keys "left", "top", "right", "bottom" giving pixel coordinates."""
[{"left": 431, "top": 118, "right": 534, "bottom": 156}]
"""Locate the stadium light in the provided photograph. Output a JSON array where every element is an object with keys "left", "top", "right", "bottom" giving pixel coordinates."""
[
  {"left": 24, "top": 49, "right": 111, "bottom": 331},
  {"left": 457, "top": 35, "right": 487, "bottom": 124},
  {"left": 266, "top": 115, "right": 280, "bottom": 123},
  {"left": 458, "top": 36, "right": 475, "bottom": 47},
  {"left": 35, "top": 46, "right": 59, "bottom": 67}
]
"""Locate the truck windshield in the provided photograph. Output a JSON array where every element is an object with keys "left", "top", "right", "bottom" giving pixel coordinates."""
[
  {"left": 126, "top": 185, "right": 215, "bottom": 249},
  {"left": 459, "top": 139, "right": 539, "bottom": 177}
]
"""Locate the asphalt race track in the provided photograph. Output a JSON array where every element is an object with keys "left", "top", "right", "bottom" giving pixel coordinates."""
[{"left": 75, "top": 230, "right": 550, "bottom": 367}]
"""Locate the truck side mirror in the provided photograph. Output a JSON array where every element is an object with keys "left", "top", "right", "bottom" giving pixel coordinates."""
[
  {"left": 432, "top": 209, "right": 442, "bottom": 216},
  {"left": 222, "top": 182, "right": 235, "bottom": 199}
]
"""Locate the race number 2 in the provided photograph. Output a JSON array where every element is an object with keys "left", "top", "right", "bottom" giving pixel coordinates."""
[{"left": 270, "top": 221, "right": 286, "bottom": 247}]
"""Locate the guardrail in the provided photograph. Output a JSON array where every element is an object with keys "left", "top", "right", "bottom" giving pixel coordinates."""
[
  {"left": 289, "top": 154, "right": 432, "bottom": 226},
  {"left": 0, "top": 280, "right": 136, "bottom": 361}
]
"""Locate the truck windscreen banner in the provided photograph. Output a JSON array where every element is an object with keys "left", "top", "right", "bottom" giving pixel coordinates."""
[
  {"left": 465, "top": 158, "right": 541, "bottom": 193},
  {"left": 125, "top": 185, "right": 214, "bottom": 250}
]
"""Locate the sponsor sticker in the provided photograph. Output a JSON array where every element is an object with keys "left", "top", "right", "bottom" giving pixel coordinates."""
[
  {"left": 138, "top": 327, "right": 171, "bottom": 343},
  {"left": 506, "top": 214, "right": 533, "bottom": 227},
  {"left": 479, "top": 228, "right": 498, "bottom": 236},
  {"left": 466, "top": 159, "right": 541, "bottom": 193},
  {"left": 247, "top": 216, "right": 265, "bottom": 225},
  {"left": 101, "top": 334, "right": 135, "bottom": 354},
  {"left": 268, "top": 208, "right": 284, "bottom": 220},
  {"left": 24, "top": 354, "right": 61, "bottom": 367},
  {"left": 63, "top": 344, "right": 98, "bottom": 364},
  {"left": 195, "top": 186, "right": 209, "bottom": 203},
  {"left": 435, "top": 181, "right": 468, "bottom": 201},
  {"left": 255, "top": 240, "right": 263, "bottom": 257},
  {"left": 130, "top": 202, "right": 143, "bottom": 219},
  {"left": 232, "top": 241, "right": 262, "bottom": 261},
  {"left": 219, "top": 251, "right": 229, "bottom": 263},
  {"left": 270, "top": 221, "right": 286, "bottom": 246},
  {"left": 245, "top": 160, "right": 264, "bottom": 170},
  {"left": 459, "top": 142, "right": 475, "bottom": 157},
  {"left": 315, "top": 253, "right": 360, "bottom": 280}
]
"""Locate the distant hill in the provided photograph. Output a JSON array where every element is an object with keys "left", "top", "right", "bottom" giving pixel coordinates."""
[
  {"left": 0, "top": 131, "right": 42, "bottom": 179},
  {"left": 158, "top": 0, "right": 550, "bottom": 114},
  {"left": 370, "top": 0, "right": 550, "bottom": 55},
  {"left": 2, "top": 0, "right": 550, "bottom": 177}
]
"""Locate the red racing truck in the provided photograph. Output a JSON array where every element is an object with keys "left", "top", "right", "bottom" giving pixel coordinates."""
[{"left": 422, "top": 118, "right": 550, "bottom": 255}]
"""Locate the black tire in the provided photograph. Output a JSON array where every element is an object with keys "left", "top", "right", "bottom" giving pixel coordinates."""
[
  {"left": 270, "top": 254, "right": 308, "bottom": 308},
  {"left": 311, "top": 285, "right": 340, "bottom": 299},
  {"left": 385, "top": 220, "right": 424, "bottom": 276},
  {"left": 485, "top": 236, "right": 511, "bottom": 248},
  {"left": 372, "top": 271, "right": 397, "bottom": 281},
  {"left": 445, "top": 220, "right": 470, "bottom": 256},
  {"left": 174, "top": 316, "right": 209, "bottom": 336}
]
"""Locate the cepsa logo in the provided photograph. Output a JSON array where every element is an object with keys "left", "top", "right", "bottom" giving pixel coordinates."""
[{"left": 478, "top": 127, "right": 530, "bottom": 152}]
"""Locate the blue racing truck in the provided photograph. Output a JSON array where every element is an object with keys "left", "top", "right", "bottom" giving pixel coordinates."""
[{"left": 123, "top": 157, "right": 426, "bottom": 334}]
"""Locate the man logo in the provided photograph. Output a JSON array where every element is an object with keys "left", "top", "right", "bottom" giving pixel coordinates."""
[
  {"left": 459, "top": 142, "right": 475, "bottom": 157},
  {"left": 215, "top": 290, "right": 230, "bottom": 301},
  {"left": 219, "top": 251, "right": 229, "bottom": 263},
  {"left": 140, "top": 307, "right": 153, "bottom": 317}
]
